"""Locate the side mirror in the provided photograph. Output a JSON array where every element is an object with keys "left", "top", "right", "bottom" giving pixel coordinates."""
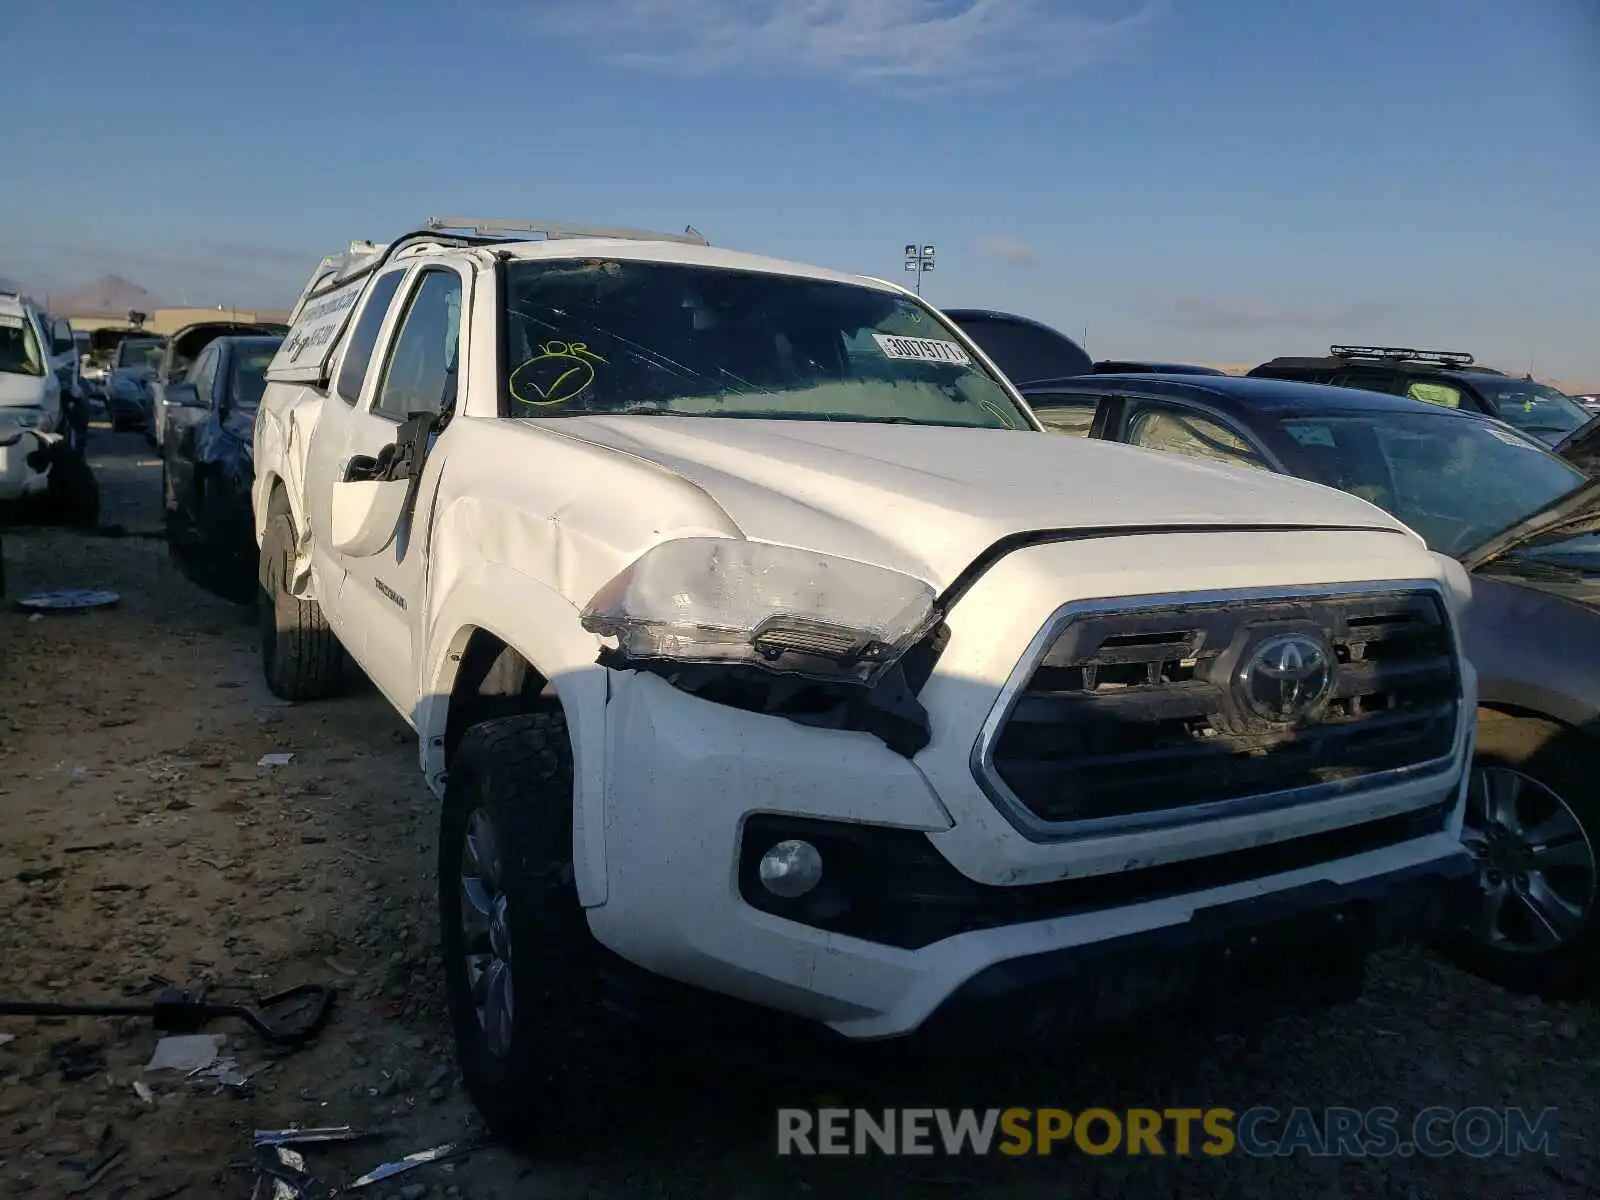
[
  {"left": 330, "top": 466, "right": 409, "bottom": 557},
  {"left": 166, "top": 382, "right": 205, "bottom": 408}
]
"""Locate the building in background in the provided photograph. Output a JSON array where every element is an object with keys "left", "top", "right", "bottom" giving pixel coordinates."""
[{"left": 60, "top": 305, "right": 292, "bottom": 334}]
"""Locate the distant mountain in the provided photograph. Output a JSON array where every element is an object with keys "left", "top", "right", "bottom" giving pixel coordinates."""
[{"left": 50, "top": 275, "right": 160, "bottom": 315}]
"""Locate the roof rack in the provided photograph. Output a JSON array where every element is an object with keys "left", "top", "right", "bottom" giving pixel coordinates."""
[
  {"left": 1329, "top": 345, "right": 1475, "bottom": 368},
  {"left": 422, "top": 216, "right": 709, "bottom": 247}
]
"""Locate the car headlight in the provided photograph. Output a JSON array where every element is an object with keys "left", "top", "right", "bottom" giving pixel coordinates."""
[{"left": 579, "top": 537, "right": 939, "bottom": 685}]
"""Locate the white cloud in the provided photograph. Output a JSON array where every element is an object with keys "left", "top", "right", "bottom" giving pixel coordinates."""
[
  {"left": 525, "top": 0, "right": 1161, "bottom": 90},
  {"left": 976, "top": 234, "right": 1038, "bottom": 266}
]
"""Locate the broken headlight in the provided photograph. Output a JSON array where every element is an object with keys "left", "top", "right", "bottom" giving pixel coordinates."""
[{"left": 579, "top": 537, "right": 939, "bottom": 685}]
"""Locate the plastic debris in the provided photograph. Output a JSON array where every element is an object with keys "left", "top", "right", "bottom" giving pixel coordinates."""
[
  {"left": 14, "top": 588, "right": 120, "bottom": 613},
  {"left": 134, "top": 1080, "right": 155, "bottom": 1104},
  {"left": 258, "top": 752, "right": 296, "bottom": 767},
  {"left": 345, "top": 1137, "right": 489, "bottom": 1189},
  {"left": 0, "top": 1033, "right": 14, "bottom": 1047},
  {"left": 144, "top": 1032, "right": 224, "bottom": 1073},
  {"left": 253, "top": 1126, "right": 370, "bottom": 1148},
  {"left": 250, "top": 1145, "right": 335, "bottom": 1200}
]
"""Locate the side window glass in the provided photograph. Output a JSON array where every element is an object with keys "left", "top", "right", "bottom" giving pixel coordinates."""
[
  {"left": 1126, "top": 405, "right": 1270, "bottom": 471},
  {"left": 192, "top": 347, "right": 219, "bottom": 402},
  {"left": 1027, "top": 395, "right": 1100, "bottom": 436},
  {"left": 335, "top": 270, "right": 407, "bottom": 405},
  {"left": 1406, "top": 380, "right": 1462, "bottom": 409},
  {"left": 373, "top": 270, "right": 462, "bottom": 421}
]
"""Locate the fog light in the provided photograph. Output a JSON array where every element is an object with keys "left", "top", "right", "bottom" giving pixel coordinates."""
[{"left": 758, "top": 839, "right": 823, "bottom": 899}]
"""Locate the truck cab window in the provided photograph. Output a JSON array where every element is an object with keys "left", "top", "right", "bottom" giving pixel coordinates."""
[
  {"left": 335, "top": 269, "right": 406, "bottom": 405},
  {"left": 374, "top": 271, "right": 462, "bottom": 422}
]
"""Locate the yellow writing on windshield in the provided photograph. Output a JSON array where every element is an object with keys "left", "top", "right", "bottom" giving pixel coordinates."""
[{"left": 510, "top": 340, "right": 607, "bottom": 408}]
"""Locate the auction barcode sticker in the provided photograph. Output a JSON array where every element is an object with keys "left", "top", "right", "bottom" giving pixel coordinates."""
[
  {"left": 0, "top": 314, "right": 22, "bottom": 329},
  {"left": 873, "top": 333, "right": 972, "bottom": 366}
]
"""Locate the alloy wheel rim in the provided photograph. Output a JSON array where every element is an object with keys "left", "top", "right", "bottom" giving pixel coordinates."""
[
  {"left": 460, "top": 807, "right": 515, "bottom": 1058},
  {"left": 1461, "top": 765, "right": 1596, "bottom": 955}
]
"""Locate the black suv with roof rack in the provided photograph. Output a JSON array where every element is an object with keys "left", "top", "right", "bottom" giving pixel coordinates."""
[{"left": 1249, "top": 345, "right": 1595, "bottom": 448}]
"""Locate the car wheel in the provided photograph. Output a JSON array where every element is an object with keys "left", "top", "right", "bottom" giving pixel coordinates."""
[
  {"left": 439, "top": 712, "right": 635, "bottom": 1153},
  {"left": 258, "top": 508, "right": 345, "bottom": 701},
  {"left": 1443, "top": 711, "right": 1600, "bottom": 998}
]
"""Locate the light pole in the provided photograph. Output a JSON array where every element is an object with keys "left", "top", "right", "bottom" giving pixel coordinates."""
[{"left": 903, "top": 243, "right": 935, "bottom": 296}]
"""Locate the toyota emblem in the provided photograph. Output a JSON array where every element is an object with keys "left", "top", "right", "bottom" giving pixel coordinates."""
[{"left": 1237, "top": 632, "right": 1335, "bottom": 723}]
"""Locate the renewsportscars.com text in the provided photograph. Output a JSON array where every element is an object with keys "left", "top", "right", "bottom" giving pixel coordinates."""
[{"left": 776, "top": 1106, "right": 1560, "bottom": 1158}]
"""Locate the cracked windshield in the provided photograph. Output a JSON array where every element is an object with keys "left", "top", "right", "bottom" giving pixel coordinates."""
[{"left": 1, "top": 2, "right": 1595, "bottom": 1199}]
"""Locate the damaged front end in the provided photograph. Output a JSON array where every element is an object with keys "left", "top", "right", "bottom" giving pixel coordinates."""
[{"left": 579, "top": 538, "right": 947, "bottom": 757}]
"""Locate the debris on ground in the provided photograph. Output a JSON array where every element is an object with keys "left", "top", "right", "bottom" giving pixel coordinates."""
[
  {"left": 144, "top": 1033, "right": 225, "bottom": 1074},
  {"left": 345, "top": 1136, "right": 489, "bottom": 1190},
  {"left": 257, "top": 752, "right": 296, "bottom": 767},
  {"left": 49, "top": 1037, "right": 106, "bottom": 1082},
  {"left": 13, "top": 587, "right": 120, "bottom": 612}
]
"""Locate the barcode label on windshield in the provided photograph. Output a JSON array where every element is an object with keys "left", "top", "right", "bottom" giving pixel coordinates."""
[
  {"left": 0, "top": 314, "right": 22, "bottom": 329},
  {"left": 873, "top": 333, "right": 972, "bottom": 366}
]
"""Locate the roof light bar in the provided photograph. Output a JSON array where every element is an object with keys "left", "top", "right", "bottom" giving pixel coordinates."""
[{"left": 1330, "top": 345, "right": 1475, "bottom": 367}]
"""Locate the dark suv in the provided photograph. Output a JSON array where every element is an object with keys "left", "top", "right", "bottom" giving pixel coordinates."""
[{"left": 1249, "top": 346, "right": 1594, "bottom": 448}]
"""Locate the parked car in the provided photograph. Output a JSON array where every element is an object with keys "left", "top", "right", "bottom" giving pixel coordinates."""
[
  {"left": 104, "top": 335, "right": 166, "bottom": 431},
  {"left": 940, "top": 307, "right": 1092, "bottom": 383},
  {"left": 145, "top": 320, "right": 288, "bottom": 451},
  {"left": 253, "top": 217, "right": 1476, "bottom": 1147},
  {"left": 1016, "top": 370, "right": 1600, "bottom": 997},
  {"left": 1249, "top": 346, "right": 1595, "bottom": 448},
  {"left": 80, "top": 328, "right": 146, "bottom": 405},
  {"left": 162, "top": 334, "right": 281, "bottom": 601},
  {"left": 0, "top": 291, "right": 98, "bottom": 524},
  {"left": 37, "top": 311, "right": 91, "bottom": 445}
]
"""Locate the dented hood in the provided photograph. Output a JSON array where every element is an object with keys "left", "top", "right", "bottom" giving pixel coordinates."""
[{"left": 519, "top": 416, "right": 1408, "bottom": 587}]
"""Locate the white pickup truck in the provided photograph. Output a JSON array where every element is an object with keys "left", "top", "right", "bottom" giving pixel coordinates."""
[{"left": 255, "top": 217, "right": 1476, "bottom": 1147}]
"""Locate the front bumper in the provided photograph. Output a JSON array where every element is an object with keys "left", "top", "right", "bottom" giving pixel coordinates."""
[
  {"left": 586, "top": 671, "right": 1471, "bottom": 1042},
  {"left": 597, "top": 851, "right": 1473, "bottom": 1063}
]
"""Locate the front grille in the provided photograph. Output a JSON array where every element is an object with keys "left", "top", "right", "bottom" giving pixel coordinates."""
[{"left": 984, "top": 588, "right": 1460, "bottom": 831}]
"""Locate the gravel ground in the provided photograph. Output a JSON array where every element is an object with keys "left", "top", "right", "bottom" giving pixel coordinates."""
[{"left": 0, "top": 427, "right": 1596, "bottom": 1200}]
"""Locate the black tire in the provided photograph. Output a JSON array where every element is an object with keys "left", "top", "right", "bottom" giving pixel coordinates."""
[
  {"left": 439, "top": 712, "right": 632, "bottom": 1154},
  {"left": 258, "top": 507, "right": 345, "bottom": 701},
  {"left": 43, "top": 451, "right": 100, "bottom": 528},
  {"left": 1439, "top": 711, "right": 1600, "bottom": 999}
]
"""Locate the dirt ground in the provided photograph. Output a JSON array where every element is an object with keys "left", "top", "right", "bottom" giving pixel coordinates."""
[{"left": 1, "top": 427, "right": 1598, "bottom": 1200}]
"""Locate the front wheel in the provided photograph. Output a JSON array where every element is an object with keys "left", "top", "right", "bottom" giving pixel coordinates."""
[
  {"left": 439, "top": 712, "right": 633, "bottom": 1154},
  {"left": 1442, "top": 712, "right": 1600, "bottom": 998}
]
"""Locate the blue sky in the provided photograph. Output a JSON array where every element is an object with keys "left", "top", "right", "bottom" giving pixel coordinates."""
[{"left": 1, "top": 0, "right": 1595, "bottom": 381}]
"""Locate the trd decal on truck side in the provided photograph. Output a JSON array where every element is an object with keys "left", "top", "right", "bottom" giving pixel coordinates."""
[{"left": 375, "top": 578, "right": 406, "bottom": 610}]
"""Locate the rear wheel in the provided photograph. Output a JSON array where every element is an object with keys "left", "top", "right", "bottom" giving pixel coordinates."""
[
  {"left": 1442, "top": 711, "right": 1600, "bottom": 998},
  {"left": 258, "top": 507, "right": 345, "bottom": 700}
]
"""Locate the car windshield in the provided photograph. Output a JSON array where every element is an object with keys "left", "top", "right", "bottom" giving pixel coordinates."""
[
  {"left": 0, "top": 313, "right": 45, "bottom": 377},
  {"left": 117, "top": 339, "right": 164, "bottom": 370},
  {"left": 1468, "top": 377, "right": 1592, "bottom": 442},
  {"left": 500, "top": 259, "right": 1032, "bottom": 429},
  {"left": 229, "top": 348, "right": 277, "bottom": 410},
  {"left": 1280, "top": 411, "right": 1588, "bottom": 557}
]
